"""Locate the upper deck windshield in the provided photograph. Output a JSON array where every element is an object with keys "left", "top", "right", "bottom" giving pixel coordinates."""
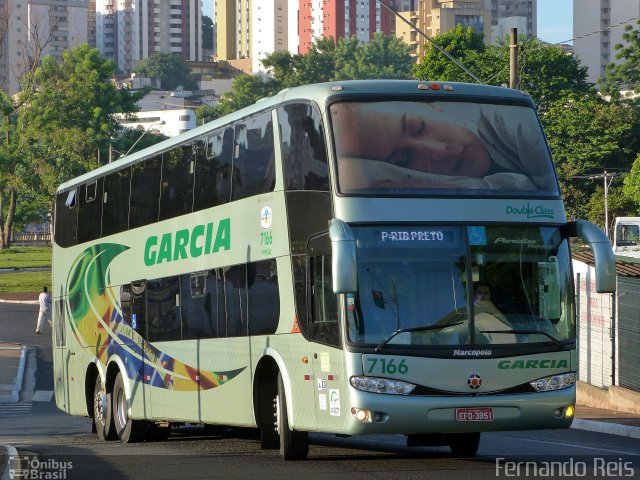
[
  {"left": 330, "top": 100, "right": 559, "bottom": 197},
  {"left": 347, "top": 225, "right": 575, "bottom": 348}
]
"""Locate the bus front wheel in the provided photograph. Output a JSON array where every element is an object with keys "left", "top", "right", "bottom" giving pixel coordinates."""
[
  {"left": 449, "top": 432, "right": 480, "bottom": 457},
  {"left": 113, "top": 372, "right": 147, "bottom": 443},
  {"left": 93, "top": 376, "right": 117, "bottom": 440},
  {"left": 275, "top": 372, "right": 308, "bottom": 460}
]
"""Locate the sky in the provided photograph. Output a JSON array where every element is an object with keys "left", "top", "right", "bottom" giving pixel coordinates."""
[
  {"left": 202, "top": 0, "right": 574, "bottom": 45},
  {"left": 537, "top": 0, "right": 573, "bottom": 44}
]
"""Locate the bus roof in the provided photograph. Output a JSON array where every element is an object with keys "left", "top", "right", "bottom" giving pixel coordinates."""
[{"left": 56, "top": 79, "right": 535, "bottom": 193}]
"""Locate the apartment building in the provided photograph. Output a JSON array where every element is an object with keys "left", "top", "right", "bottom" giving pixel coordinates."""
[
  {"left": 0, "top": 0, "right": 88, "bottom": 95},
  {"left": 95, "top": 0, "right": 202, "bottom": 74},
  {"left": 574, "top": 0, "right": 640, "bottom": 84},
  {"left": 396, "top": 0, "right": 491, "bottom": 59},
  {"left": 489, "top": 0, "right": 536, "bottom": 41}
]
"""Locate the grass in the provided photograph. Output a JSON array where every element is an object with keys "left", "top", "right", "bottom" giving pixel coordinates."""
[
  {"left": 0, "top": 271, "right": 52, "bottom": 293},
  {"left": 0, "top": 246, "right": 52, "bottom": 269},
  {"left": 0, "top": 246, "right": 52, "bottom": 293}
]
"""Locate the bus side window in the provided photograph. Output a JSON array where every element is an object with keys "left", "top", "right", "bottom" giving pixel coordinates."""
[
  {"left": 232, "top": 111, "right": 275, "bottom": 201},
  {"left": 278, "top": 103, "right": 329, "bottom": 191},
  {"left": 130, "top": 156, "right": 162, "bottom": 229},
  {"left": 307, "top": 233, "right": 340, "bottom": 347},
  {"left": 194, "top": 128, "right": 233, "bottom": 210},
  {"left": 248, "top": 259, "right": 280, "bottom": 336},
  {"left": 77, "top": 179, "right": 104, "bottom": 243},
  {"left": 130, "top": 281, "right": 147, "bottom": 337},
  {"left": 224, "top": 264, "right": 248, "bottom": 337},
  {"left": 102, "top": 168, "right": 131, "bottom": 237},
  {"left": 54, "top": 189, "right": 78, "bottom": 248},
  {"left": 180, "top": 270, "right": 220, "bottom": 339},
  {"left": 147, "top": 276, "right": 181, "bottom": 342},
  {"left": 310, "top": 254, "right": 340, "bottom": 347},
  {"left": 159, "top": 145, "right": 195, "bottom": 221}
]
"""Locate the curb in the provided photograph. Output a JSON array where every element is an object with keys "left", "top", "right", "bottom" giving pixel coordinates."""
[
  {"left": 571, "top": 418, "right": 640, "bottom": 440},
  {"left": 1, "top": 444, "right": 19, "bottom": 480},
  {"left": 0, "top": 300, "right": 38, "bottom": 304},
  {"left": 0, "top": 346, "right": 26, "bottom": 404}
]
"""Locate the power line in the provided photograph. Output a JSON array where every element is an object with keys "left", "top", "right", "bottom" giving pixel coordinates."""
[
  {"left": 376, "top": 0, "right": 484, "bottom": 84},
  {"left": 553, "top": 16, "right": 640, "bottom": 46}
]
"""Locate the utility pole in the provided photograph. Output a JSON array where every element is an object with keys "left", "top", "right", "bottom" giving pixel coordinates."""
[{"left": 510, "top": 28, "right": 519, "bottom": 89}]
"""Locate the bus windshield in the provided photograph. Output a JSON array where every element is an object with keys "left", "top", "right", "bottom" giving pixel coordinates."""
[
  {"left": 331, "top": 100, "right": 559, "bottom": 197},
  {"left": 347, "top": 225, "right": 575, "bottom": 347}
]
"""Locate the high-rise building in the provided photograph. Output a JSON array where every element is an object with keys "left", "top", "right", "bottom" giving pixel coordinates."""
[
  {"left": 299, "top": 0, "right": 397, "bottom": 54},
  {"left": 489, "top": 0, "right": 536, "bottom": 42},
  {"left": 395, "top": 0, "right": 491, "bottom": 59},
  {"left": 574, "top": 0, "right": 639, "bottom": 84},
  {"left": 95, "top": 0, "right": 202, "bottom": 74},
  {"left": 215, "top": 0, "right": 250, "bottom": 61},
  {"left": 251, "top": 0, "right": 298, "bottom": 73},
  {"left": 0, "top": 0, "right": 89, "bottom": 94}
]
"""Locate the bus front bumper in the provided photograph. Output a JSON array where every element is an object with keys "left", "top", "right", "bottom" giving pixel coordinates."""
[{"left": 342, "top": 386, "right": 575, "bottom": 435}]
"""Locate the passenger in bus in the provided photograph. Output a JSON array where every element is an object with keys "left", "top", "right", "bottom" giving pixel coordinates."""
[
  {"left": 331, "top": 101, "right": 553, "bottom": 192},
  {"left": 473, "top": 282, "right": 517, "bottom": 344}
]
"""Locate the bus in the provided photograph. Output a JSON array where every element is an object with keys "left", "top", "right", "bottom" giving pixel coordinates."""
[
  {"left": 613, "top": 217, "right": 640, "bottom": 257},
  {"left": 52, "top": 80, "right": 616, "bottom": 459}
]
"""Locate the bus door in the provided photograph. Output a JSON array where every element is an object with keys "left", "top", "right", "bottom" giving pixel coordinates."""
[
  {"left": 53, "top": 296, "right": 70, "bottom": 412},
  {"left": 307, "top": 234, "right": 345, "bottom": 430},
  {"left": 120, "top": 281, "right": 150, "bottom": 416}
]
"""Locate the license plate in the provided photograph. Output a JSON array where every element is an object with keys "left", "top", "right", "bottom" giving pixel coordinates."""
[{"left": 455, "top": 407, "right": 494, "bottom": 421}]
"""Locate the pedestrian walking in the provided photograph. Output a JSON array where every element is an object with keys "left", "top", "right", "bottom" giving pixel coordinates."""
[{"left": 36, "top": 286, "right": 52, "bottom": 334}]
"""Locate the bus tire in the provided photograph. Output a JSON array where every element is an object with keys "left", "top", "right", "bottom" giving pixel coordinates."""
[
  {"left": 276, "top": 372, "right": 308, "bottom": 460},
  {"left": 93, "top": 376, "right": 117, "bottom": 440},
  {"left": 113, "top": 372, "right": 147, "bottom": 443},
  {"left": 449, "top": 432, "right": 480, "bottom": 457}
]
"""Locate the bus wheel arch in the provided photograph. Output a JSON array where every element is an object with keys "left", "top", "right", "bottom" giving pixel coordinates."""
[{"left": 253, "top": 355, "right": 279, "bottom": 449}]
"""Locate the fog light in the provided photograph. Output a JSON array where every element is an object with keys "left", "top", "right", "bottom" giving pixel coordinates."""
[
  {"left": 565, "top": 405, "right": 575, "bottom": 418},
  {"left": 351, "top": 407, "right": 372, "bottom": 423}
]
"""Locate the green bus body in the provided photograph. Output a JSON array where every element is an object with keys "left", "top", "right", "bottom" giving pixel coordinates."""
[{"left": 51, "top": 80, "right": 613, "bottom": 458}]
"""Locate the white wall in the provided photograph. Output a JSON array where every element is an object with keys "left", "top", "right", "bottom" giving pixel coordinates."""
[{"left": 573, "top": 259, "right": 613, "bottom": 388}]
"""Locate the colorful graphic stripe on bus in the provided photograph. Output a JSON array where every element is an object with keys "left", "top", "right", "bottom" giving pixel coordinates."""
[{"left": 64, "top": 243, "right": 245, "bottom": 391}]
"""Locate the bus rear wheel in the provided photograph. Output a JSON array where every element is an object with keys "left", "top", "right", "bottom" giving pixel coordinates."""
[
  {"left": 93, "top": 376, "right": 117, "bottom": 440},
  {"left": 275, "top": 372, "right": 308, "bottom": 460},
  {"left": 113, "top": 372, "right": 147, "bottom": 443},
  {"left": 449, "top": 432, "right": 481, "bottom": 457}
]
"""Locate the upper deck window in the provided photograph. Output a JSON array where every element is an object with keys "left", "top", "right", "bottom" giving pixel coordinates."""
[{"left": 331, "top": 100, "right": 559, "bottom": 197}]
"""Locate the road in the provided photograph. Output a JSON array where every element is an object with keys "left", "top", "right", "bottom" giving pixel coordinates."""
[{"left": 1, "top": 302, "right": 640, "bottom": 480}]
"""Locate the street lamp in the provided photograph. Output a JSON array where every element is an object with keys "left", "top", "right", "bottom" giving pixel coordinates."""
[{"left": 572, "top": 170, "right": 625, "bottom": 239}]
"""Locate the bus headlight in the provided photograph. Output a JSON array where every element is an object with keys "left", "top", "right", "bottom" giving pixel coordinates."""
[
  {"left": 350, "top": 376, "right": 415, "bottom": 395},
  {"left": 530, "top": 373, "right": 576, "bottom": 392}
]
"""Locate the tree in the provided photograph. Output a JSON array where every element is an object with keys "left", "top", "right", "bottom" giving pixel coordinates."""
[
  {"left": 413, "top": 29, "right": 591, "bottom": 110},
  {"left": 134, "top": 53, "right": 196, "bottom": 91},
  {"left": 334, "top": 32, "right": 413, "bottom": 80},
  {"left": 600, "top": 20, "right": 640, "bottom": 96},
  {"left": 0, "top": 44, "right": 146, "bottom": 248}
]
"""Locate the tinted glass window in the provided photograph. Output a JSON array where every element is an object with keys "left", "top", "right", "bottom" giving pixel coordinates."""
[
  {"left": 232, "top": 112, "right": 275, "bottom": 201},
  {"left": 130, "top": 281, "right": 147, "bottom": 337},
  {"left": 278, "top": 103, "right": 329, "bottom": 190},
  {"left": 248, "top": 260, "right": 279, "bottom": 335},
  {"left": 77, "top": 179, "right": 103, "bottom": 243},
  {"left": 181, "top": 270, "right": 225, "bottom": 339},
  {"left": 224, "top": 264, "right": 248, "bottom": 337},
  {"left": 54, "top": 189, "right": 78, "bottom": 248},
  {"left": 194, "top": 128, "right": 233, "bottom": 210},
  {"left": 310, "top": 254, "right": 340, "bottom": 347},
  {"left": 130, "top": 156, "right": 161, "bottom": 229},
  {"left": 160, "top": 145, "right": 195, "bottom": 221},
  {"left": 102, "top": 168, "right": 131, "bottom": 237},
  {"left": 147, "top": 276, "right": 181, "bottom": 342}
]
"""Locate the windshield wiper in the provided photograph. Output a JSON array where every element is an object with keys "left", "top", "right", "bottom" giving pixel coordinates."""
[
  {"left": 479, "top": 329, "right": 564, "bottom": 348},
  {"left": 375, "top": 321, "right": 464, "bottom": 353}
]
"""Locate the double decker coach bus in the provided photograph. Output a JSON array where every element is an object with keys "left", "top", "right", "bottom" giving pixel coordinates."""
[{"left": 52, "top": 80, "right": 616, "bottom": 459}]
